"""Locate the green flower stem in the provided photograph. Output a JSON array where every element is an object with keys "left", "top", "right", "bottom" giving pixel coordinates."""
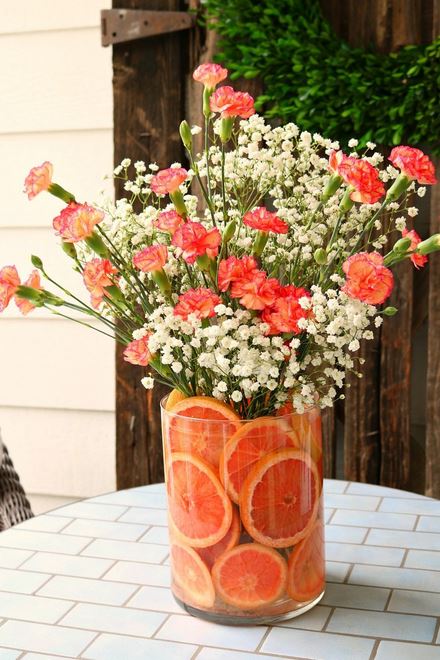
[
  {"left": 48, "top": 183, "right": 75, "bottom": 204},
  {"left": 85, "top": 231, "right": 110, "bottom": 258},
  {"left": 221, "top": 143, "right": 227, "bottom": 222},
  {"left": 45, "top": 308, "right": 120, "bottom": 341},
  {"left": 349, "top": 198, "right": 389, "bottom": 256}
]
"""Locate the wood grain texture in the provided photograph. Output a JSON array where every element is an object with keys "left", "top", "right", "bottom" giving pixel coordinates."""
[{"left": 113, "top": 0, "right": 187, "bottom": 488}]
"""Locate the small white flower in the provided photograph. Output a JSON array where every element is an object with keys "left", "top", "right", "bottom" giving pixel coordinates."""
[
  {"left": 171, "top": 361, "right": 183, "bottom": 374},
  {"left": 407, "top": 207, "right": 418, "bottom": 218},
  {"left": 348, "top": 138, "right": 358, "bottom": 148},
  {"left": 231, "top": 390, "right": 243, "bottom": 402},
  {"left": 191, "top": 125, "right": 202, "bottom": 135},
  {"left": 121, "top": 158, "right": 131, "bottom": 168},
  {"left": 141, "top": 376, "right": 154, "bottom": 389}
]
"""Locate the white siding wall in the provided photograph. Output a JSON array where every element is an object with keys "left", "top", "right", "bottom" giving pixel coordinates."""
[{"left": 0, "top": 1, "right": 116, "bottom": 512}]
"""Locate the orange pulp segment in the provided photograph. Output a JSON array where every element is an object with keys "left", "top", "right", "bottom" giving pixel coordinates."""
[
  {"left": 170, "top": 542, "right": 215, "bottom": 608},
  {"left": 165, "top": 388, "right": 188, "bottom": 411},
  {"left": 287, "top": 520, "right": 325, "bottom": 602},
  {"left": 197, "top": 507, "right": 241, "bottom": 570}
]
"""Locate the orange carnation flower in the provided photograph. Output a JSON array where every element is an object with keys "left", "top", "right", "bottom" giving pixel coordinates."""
[
  {"left": 230, "top": 271, "right": 280, "bottom": 310},
  {"left": 243, "top": 207, "right": 289, "bottom": 234},
  {"left": 342, "top": 252, "right": 394, "bottom": 305},
  {"left": 338, "top": 158, "right": 385, "bottom": 204},
  {"left": 123, "top": 335, "right": 152, "bottom": 367},
  {"left": 172, "top": 222, "right": 221, "bottom": 264},
  {"left": 218, "top": 255, "right": 259, "bottom": 292},
  {"left": 389, "top": 146, "right": 437, "bottom": 185},
  {"left": 328, "top": 150, "right": 348, "bottom": 176},
  {"left": 83, "top": 258, "right": 118, "bottom": 309},
  {"left": 209, "top": 86, "right": 255, "bottom": 119},
  {"left": 0, "top": 265, "right": 20, "bottom": 312},
  {"left": 15, "top": 270, "right": 41, "bottom": 316},
  {"left": 150, "top": 167, "right": 188, "bottom": 195},
  {"left": 193, "top": 63, "right": 228, "bottom": 89},
  {"left": 53, "top": 202, "right": 104, "bottom": 243},
  {"left": 173, "top": 287, "right": 221, "bottom": 321},
  {"left": 262, "top": 285, "right": 311, "bottom": 335},
  {"left": 24, "top": 161, "right": 53, "bottom": 200},
  {"left": 402, "top": 228, "right": 428, "bottom": 269},
  {"left": 154, "top": 210, "right": 184, "bottom": 236},
  {"left": 133, "top": 245, "right": 168, "bottom": 273}
]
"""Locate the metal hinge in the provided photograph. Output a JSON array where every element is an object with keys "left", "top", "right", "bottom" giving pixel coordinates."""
[{"left": 101, "top": 9, "right": 196, "bottom": 47}]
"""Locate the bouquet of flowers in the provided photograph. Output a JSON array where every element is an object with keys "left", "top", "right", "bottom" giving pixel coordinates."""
[{"left": 1, "top": 63, "right": 438, "bottom": 419}]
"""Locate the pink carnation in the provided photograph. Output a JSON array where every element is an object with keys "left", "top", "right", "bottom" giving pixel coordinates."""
[
  {"left": 328, "top": 150, "right": 348, "bottom": 176},
  {"left": 262, "top": 285, "right": 311, "bottom": 335},
  {"left": 174, "top": 287, "right": 221, "bottom": 321},
  {"left": 53, "top": 202, "right": 104, "bottom": 243},
  {"left": 123, "top": 335, "right": 152, "bottom": 367},
  {"left": 209, "top": 86, "right": 255, "bottom": 119},
  {"left": 230, "top": 271, "right": 280, "bottom": 310},
  {"left": 243, "top": 207, "right": 289, "bottom": 234},
  {"left": 15, "top": 270, "right": 42, "bottom": 316},
  {"left": 172, "top": 222, "right": 221, "bottom": 264},
  {"left": 338, "top": 158, "right": 385, "bottom": 204},
  {"left": 0, "top": 265, "right": 20, "bottom": 312},
  {"left": 402, "top": 228, "right": 428, "bottom": 269},
  {"left": 83, "top": 258, "right": 118, "bottom": 309},
  {"left": 150, "top": 168, "right": 188, "bottom": 195},
  {"left": 193, "top": 63, "right": 228, "bottom": 89},
  {"left": 133, "top": 245, "right": 168, "bottom": 273},
  {"left": 389, "top": 146, "right": 436, "bottom": 185},
  {"left": 24, "top": 161, "right": 53, "bottom": 200},
  {"left": 342, "top": 252, "right": 394, "bottom": 305},
  {"left": 217, "top": 255, "right": 259, "bottom": 292},
  {"left": 154, "top": 210, "right": 184, "bottom": 236}
]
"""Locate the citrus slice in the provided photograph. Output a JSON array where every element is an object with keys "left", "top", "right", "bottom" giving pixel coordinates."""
[
  {"left": 170, "top": 542, "right": 215, "bottom": 608},
  {"left": 197, "top": 507, "right": 241, "bottom": 570},
  {"left": 212, "top": 543, "right": 287, "bottom": 609},
  {"left": 165, "top": 388, "right": 188, "bottom": 411},
  {"left": 168, "top": 396, "right": 241, "bottom": 468},
  {"left": 167, "top": 452, "right": 232, "bottom": 548},
  {"left": 219, "top": 418, "right": 295, "bottom": 504},
  {"left": 287, "top": 521, "right": 325, "bottom": 602},
  {"left": 289, "top": 410, "right": 323, "bottom": 465},
  {"left": 240, "top": 448, "right": 320, "bottom": 548}
]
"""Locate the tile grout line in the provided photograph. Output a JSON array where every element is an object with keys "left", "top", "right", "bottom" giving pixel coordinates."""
[
  {"left": 150, "top": 612, "right": 172, "bottom": 639},
  {"left": 53, "top": 598, "right": 80, "bottom": 625},
  {"left": 76, "top": 630, "right": 101, "bottom": 658},
  {"left": 413, "top": 514, "right": 421, "bottom": 531},
  {"left": 254, "top": 624, "right": 272, "bottom": 652},
  {"left": 343, "top": 563, "right": 355, "bottom": 584},
  {"left": 374, "top": 496, "right": 384, "bottom": 512},
  {"left": 383, "top": 587, "right": 394, "bottom": 612},
  {"left": 190, "top": 646, "right": 204, "bottom": 659},
  {"left": 320, "top": 604, "right": 335, "bottom": 631},
  {"left": 400, "top": 548, "right": 409, "bottom": 568},
  {"left": 431, "top": 615, "right": 440, "bottom": 644},
  {"left": 369, "top": 638, "right": 381, "bottom": 659}
]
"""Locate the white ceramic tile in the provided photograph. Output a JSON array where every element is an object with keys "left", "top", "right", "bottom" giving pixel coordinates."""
[
  {"left": 375, "top": 641, "right": 440, "bottom": 659},
  {"left": 117, "top": 507, "right": 168, "bottom": 526},
  {"left": 81, "top": 538, "right": 168, "bottom": 564},
  {"left": 0, "top": 621, "right": 95, "bottom": 656},
  {"left": 61, "top": 519, "right": 147, "bottom": 542},
  {"left": 331, "top": 509, "right": 417, "bottom": 530},
  {"left": 17, "top": 516, "right": 71, "bottom": 533},
  {"left": 325, "top": 493, "right": 380, "bottom": 511},
  {"left": 325, "top": 561, "right": 350, "bottom": 583},
  {"left": 324, "top": 507, "right": 335, "bottom": 523},
  {"left": 350, "top": 564, "right": 440, "bottom": 592},
  {"left": 48, "top": 502, "right": 128, "bottom": 521},
  {"left": 0, "top": 529, "right": 91, "bottom": 554},
  {"left": 261, "top": 627, "right": 375, "bottom": 659},
  {"left": 323, "top": 479, "right": 348, "bottom": 494},
  {"left": 37, "top": 575, "right": 137, "bottom": 605},
  {"left": 324, "top": 525, "right": 368, "bottom": 543},
  {"left": 326, "top": 542, "right": 405, "bottom": 566},
  {"left": 197, "top": 651, "right": 279, "bottom": 660},
  {"left": 103, "top": 561, "right": 171, "bottom": 587},
  {"left": 139, "top": 527, "right": 169, "bottom": 545},
  {"left": 90, "top": 490, "right": 167, "bottom": 509},
  {"left": 156, "top": 614, "right": 267, "bottom": 651},
  {"left": 127, "top": 585, "right": 183, "bottom": 613},
  {"left": 405, "top": 549, "right": 440, "bottom": 571},
  {"left": 366, "top": 529, "right": 440, "bottom": 551},
  {"left": 327, "top": 607, "right": 436, "bottom": 642},
  {"left": 0, "top": 548, "right": 34, "bottom": 569},
  {"left": 20, "top": 552, "right": 114, "bottom": 578},
  {"left": 83, "top": 633, "right": 196, "bottom": 660},
  {"left": 346, "top": 483, "right": 425, "bottom": 498},
  {"left": 60, "top": 602, "right": 166, "bottom": 636},
  {"left": 0, "top": 568, "right": 50, "bottom": 594},
  {"left": 0, "top": 650, "right": 21, "bottom": 659},
  {"left": 388, "top": 589, "right": 440, "bottom": 616},
  {"left": 0, "top": 591, "right": 73, "bottom": 624},
  {"left": 380, "top": 498, "right": 440, "bottom": 516},
  {"left": 418, "top": 516, "right": 440, "bottom": 533},
  {"left": 279, "top": 605, "right": 331, "bottom": 631},
  {"left": 321, "top": 582, "right": 390, "bottom": 610},
  {"left": 20, "top": 655, "right": 71, "bottom": 660}
]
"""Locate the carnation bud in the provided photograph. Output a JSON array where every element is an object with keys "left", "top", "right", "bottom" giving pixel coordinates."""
[
  {"left": 322, "top": 174, "right": 343, "bottom": 202},
  {"left": 416, "top": 234, "right": 440, "bottom": 255},
  {"left": 179, "top": 120, "right": 192, "bottom": 151},
  {"left": 85, "top": 231, "right": 110, "bottom": 258},
  {"left": 61, "top": 241, "right": 77, "bottom": 260},
  {"left": 339, "top": 188, "right": 354, "bottom": 213},
  {"left": 223, "top": 220, "right": 236, "bottom": 243},
  {"left": 314, "top": 248, "right": 327, "bottom": 265},
  {"left": 31, "top": 255, "right": 44, "bottom": 270},
  {"left": 219, "top": 117, "right": 234, "bottom": 143},
  {"left": 392, "top": 237, "right": 412, "bottom": 253},
  {"left": 202, "top": 87, "right": 212, "bottom": 117},
  {"left": 383, "top": 306, "right": 398, "bottom": 316},
  {"left": 386, "top": 173, "right": 410, "bottom": 202},
  {"left": 15, "top": 285, "right": 44, "bottom": 305}
]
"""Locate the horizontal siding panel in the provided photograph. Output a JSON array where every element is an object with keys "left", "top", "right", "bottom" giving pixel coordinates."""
[
  {"left": 0, "top": 319, "right": 115, "bottom": 411},
  {"left": 0, "top": 0, "right": 107, "bottom": 34},
  {"left": 0, "top": 129, "right": 113, "bottom": 228},
  {"left": 0, "top": 407, "right": 115, "bottom": 497},
  {"left": 0, "top": 29, "right": 112, "bottom": 133}
]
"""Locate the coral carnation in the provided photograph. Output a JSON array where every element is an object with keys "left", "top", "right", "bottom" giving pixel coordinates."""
[
  {"left": 342, "top": 252, "right": 394, "bottom": 305},
  {"left": 174, "top": 287, "right": 221, "bottom": 320},
  {"left": 123, "top": 335, "right": 152, "bottom": 366},
  {"left": 338, "top": 158, "right": 385, "bottom": 204},
  {"left": 15, "top": 270, "right": 41, "bottom": 316},
  {"left": 154, "top": 210, "right": 184, "bottom": 236},
  {"left": 230, "top": 271, "right": 280, "bottom": 310},
  {"left": 83, "top": 258, "right": 118, "bottom": 309},
  {"left": 262, "top": 286, "right": 311, "bottom": 335},
  {"left": 328, "top": 150, "right": 348, "bottom": 176},
  {"left": 133, "top": 245, "right": 168, "bottom": 273},
  {"left": 53, "top": 202, "right": 104, "bottom": 243},
  {"left": 24, "top": 161, "right": 53, "bottom": 200},
  {"left": 218, "top": 255, "right": 259, "bottom": 292},
  {"left": 193, "top": 63, "right": 228, "bottom": 89},
  {"left": 243, "top": 207, "right": 289, "bottom": 234},
  {"left": 172, "top": 222, "right": 221, "bottom": 264},
  {"left": 209, "top": 86, "right": 255, "bottom": 119},
  {"left": 389, "top": 146, "right": 437, "bottom": 185},
  {"left": 402, "top": 228, "right": 428, "bottom": 269},
  {"left": 0, "top": 265, "right": 20, "bottom": 312},
  {"left": 150, "top": 167, "right": 188, "bottom": 195}
]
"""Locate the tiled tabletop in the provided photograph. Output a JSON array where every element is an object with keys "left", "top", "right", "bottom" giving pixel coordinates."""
[{"left": 0, "top": 480, "right": 438, "bottom": 659}]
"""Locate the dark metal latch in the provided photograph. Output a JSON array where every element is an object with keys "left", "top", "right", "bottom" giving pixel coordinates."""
[{"left": 101, "top": 9, "right": 195, "bottom": 47}]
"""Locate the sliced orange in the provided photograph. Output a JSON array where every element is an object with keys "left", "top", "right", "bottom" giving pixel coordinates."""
[
  {"left": 170, "top": 542, "right": 215, "bottom": 608},
  {"left": 212, "top": 543, "right": 287, "bottom": 609},
  {"left": 287, "top": 520, "right": 325, "bottom": 602},
  {"left": 165, "top": 388, "right": 188, "bottom": 411},
  {"left": 197, "top": 507, "right": 241, "bottom": 570},
  {"left": 219, "top": 418, "right": 295, "bottom": 504},
  {"left": 240, "top": 448, "right": 320, "bottom": 548},
  {"left": 289, "top": 409, "right": 323, "bottom": 465},
  {"left": 167, "top": 396, "right": 241, "bottom": 468},
  {"left": 167, "top": 452, "right": 232, "bottom": 548}
]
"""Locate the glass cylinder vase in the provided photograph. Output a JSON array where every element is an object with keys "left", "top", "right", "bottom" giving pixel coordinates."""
[{"left": 161, "top": 398, "right": 325, "bottom": 625}]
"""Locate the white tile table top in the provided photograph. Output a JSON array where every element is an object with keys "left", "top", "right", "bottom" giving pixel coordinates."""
[{"left": 0, "top": 480, "right": 438, "bottom": 659}]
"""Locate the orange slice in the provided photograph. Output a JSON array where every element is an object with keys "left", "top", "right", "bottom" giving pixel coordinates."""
[
  {"left": 212, "top": 543, "right": 287, "bottom": 609},
  {"left": 287, "top": 520, "right": 325, "bottom": 602},
  {"left": 197, "top": 507, "right": 241, "bottom": 570},
  {"left": 240, "top": 448, "right": 320, "bottom": 548},
  {"left": 219, "top": 418, "right": 295, "bottom": 504},
  {"left": 289, "top": 409, "right": 323, "bottom": 465},
  {"left": 170, "top": 542, "right": 215, "bottom": 608},
  {"left": 165, "top": 388, "right": 188, "bottom": 411},
  {"left": 167, "top": 452, "right": 232, "bottom": 548},
  {"left": 168, "top": 396, "right": 241, "bottom": 468}
]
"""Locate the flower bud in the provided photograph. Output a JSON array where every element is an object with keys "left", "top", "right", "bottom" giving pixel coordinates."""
[
  {"left": 314, "top": 248, "right": 327, "bottom": 265},
  {"left": 383, "top": 306, "right": 398, "bottom": 316},
  {"left": 61, "top": 241, "right": 77, "bottom": 260},
  {"left": 48, "top": 182, "right": 76, "bottom": 204},
  {"left": 179, "top": 120, "right": 192, "bottom": 151},
  {"left": 392, "top": 237, "right": 412, "bottom": 253},
  {"left": 386, "top": 173, "right": 410, "bottom": 201},
  {"left": 31, "top": 255, "right": 44, "bottom": 270},
  {"left": 339, "top": 188, "right": 354, "bottom": 213},
  {"left": 15, "top": 285, "right": 44, "bottom": 305},
  {"left": 219, "top": 117, "right": 234, "bottom": 143},
  {"left": 322, "top": 174, "right": 343, "bottom": 202},
  {"left": 202, "top": 87, "right": 212, "bottom": 117},
  {"left": 223, "top": 220, "right": 236, "bottom": 243},
  {"left": 416, "top": 234, "right": 440, "bottom": 255},
  {"left": 85, "top": 231, "right": 109, "bottom": 258}
]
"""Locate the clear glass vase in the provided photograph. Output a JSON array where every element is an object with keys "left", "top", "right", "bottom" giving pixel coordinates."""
[{"left": 161, "top": 398, "right": 325, "bottom": 625}]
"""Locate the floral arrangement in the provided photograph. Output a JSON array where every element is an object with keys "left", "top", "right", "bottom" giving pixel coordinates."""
[{"left": 1, "top": 63, "right": 438, "bottom": 419}]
